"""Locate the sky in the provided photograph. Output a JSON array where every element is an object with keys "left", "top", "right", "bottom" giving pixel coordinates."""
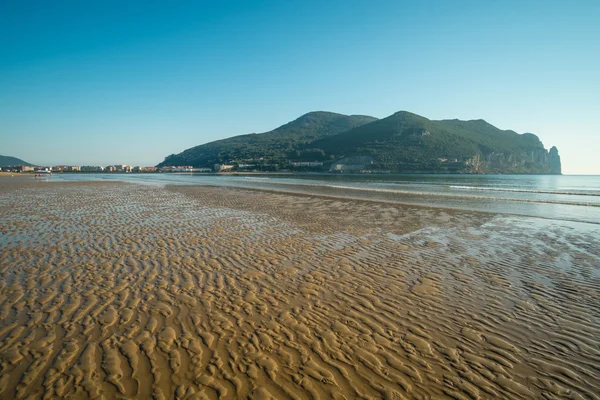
[{"left": 1, "top": 0, "right": 599, "bottom": 173}]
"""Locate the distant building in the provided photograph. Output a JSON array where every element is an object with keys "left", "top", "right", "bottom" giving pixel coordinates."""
[
  {"left": 81, "top": 166, "right": 104, "bottom": 172},
  {"left": 290, "top": 161, "right": 323, "bottom": 167},
  {"left": 132, "top": 166, "right": 157, "bottom": 172},
  {"left": 213, "top": 164, "right": 234, "bottom": 172},
  {"left": 105, "top": 165, "right": 116, "bottom": 172},
  {"left": 111, "top": 165, "right": 132, "bottom": 172},
  {"left": 329, "top": 156, "right": 374, "bottom": 173},
  {"left": 159, "top": 166, "right": 195, "bottom": 172},
  {"left": 2, "top": 165, "right": 35, "bottom": 172},
  {"left": 34, "top": 166, "right": 52, "bottom": 173}
]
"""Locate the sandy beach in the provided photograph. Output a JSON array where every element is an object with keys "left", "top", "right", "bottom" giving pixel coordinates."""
[
  {"left": 0, "top": 179, "right": 599, "bottom": 399},
  {"left": 0, "top": 172, "right": 35, "bottom": 181}
]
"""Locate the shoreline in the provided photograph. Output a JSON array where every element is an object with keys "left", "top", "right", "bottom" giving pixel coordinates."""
[
  {"left": 5, "top": 173, "right": 598, "bottom": 225},
  {"left": 171, "top": 184, "right": 600, "bottom": 228},
  {"left": 188, "top": 184, "right": 600, "bottom": 226},
  {"left": 31, "top": 170, "right": 573, "bottom": 176}
]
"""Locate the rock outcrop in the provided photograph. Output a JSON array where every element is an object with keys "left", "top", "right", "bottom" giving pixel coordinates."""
[{"left": 548, "top": 146, "right": 562, "bottom": 174}]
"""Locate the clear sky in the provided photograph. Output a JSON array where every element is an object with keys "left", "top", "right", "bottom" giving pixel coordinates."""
[{"left": 1, "top": 0, "right": 599, "bottom": 173}]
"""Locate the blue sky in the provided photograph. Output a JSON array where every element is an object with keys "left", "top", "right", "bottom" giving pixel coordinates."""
[{"left": 1, "top": 0, "right": 599, "bottom": 173}]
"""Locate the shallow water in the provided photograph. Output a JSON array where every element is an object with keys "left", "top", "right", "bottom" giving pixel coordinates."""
[{"left": 50, "top": 173, "right": 600, "bottom": 224}]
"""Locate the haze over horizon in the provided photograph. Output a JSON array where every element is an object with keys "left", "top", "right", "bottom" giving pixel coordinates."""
[{"left": 1, "top": 1, "right": 599, "bottom": 174}]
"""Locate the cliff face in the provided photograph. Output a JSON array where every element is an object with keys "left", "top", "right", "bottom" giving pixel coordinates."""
[
  {"left": 548, "top": 147, "right": 562, "bottom": 174},
  {"left": 474, "top": 147, "right": 562, "bottom": 174}
]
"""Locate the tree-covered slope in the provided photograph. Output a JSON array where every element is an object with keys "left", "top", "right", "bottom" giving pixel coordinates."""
[
  {"left": 158, "top": 112, "right": 377, "bottom": 167},
  {"left": 0, "top": 155, "right": 33, "bottom": 167},
  {"left": 313, "top": 111, "right": 560, "bottom": 173},
  {"left": 158, "top": 110, "right": 561, "bottom": 174}
]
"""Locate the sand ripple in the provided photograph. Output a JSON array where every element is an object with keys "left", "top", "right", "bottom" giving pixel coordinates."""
[{"left": 0, "top": 182, "right": 599, "bottom": 399}]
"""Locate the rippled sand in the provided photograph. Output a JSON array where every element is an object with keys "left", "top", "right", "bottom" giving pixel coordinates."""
[{"left": 0, "top": 181, "right": 599, "bottom": 399}]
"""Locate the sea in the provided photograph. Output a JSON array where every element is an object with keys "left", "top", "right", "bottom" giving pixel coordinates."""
[{"left": 50, "top": 173, "right": 600, "bottom": 225}]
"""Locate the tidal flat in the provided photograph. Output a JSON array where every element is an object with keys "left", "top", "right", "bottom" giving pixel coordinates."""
[{"left": 0, "top": 180, "right": 599, "bottom": 399}]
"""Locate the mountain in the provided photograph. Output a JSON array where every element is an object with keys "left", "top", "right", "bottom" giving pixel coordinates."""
[
  {"left": 158, "top": 111, "right": 561, "bottom": 174},
  {"left": 313, "top": 111, "right": 561, "bottom": 173},
  {"left": 158, "top": 112, "right": 377, "bottom": 167},
  {"left": 0, "top": 155, "right": 33, "bottom": 167}
]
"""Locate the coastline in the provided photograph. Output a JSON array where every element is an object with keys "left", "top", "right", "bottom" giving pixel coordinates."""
[
  {"left": 0, "top": 181, "right": 598, "bottom": 398},
  {"left": 39, "top": 173, "right": 600, "bottom": 224}
]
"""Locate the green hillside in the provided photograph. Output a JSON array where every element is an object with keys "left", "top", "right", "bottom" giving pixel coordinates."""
[
  {"left": 158, "top": 111, "right": 561, "bottom": 174},
  {"left": 0, "top": 155, "right": 33, "bottom": 167},
  {"left": 158, "top": 112, "right": 377, "bottom": 167},
  {"left": 313, "top": 111, "right": 560, "bottom": 173}
]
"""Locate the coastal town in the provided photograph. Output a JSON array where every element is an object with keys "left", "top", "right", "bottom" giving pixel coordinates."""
[
  {"left": 0, "top": 161, "right": 328, "bottom": 174},
  {"left": 0, "top": 161, "right": 374, "bottom": 174},
  {"left": 0, "top": 158, "right": 466, "bottom": 175},
  {"left": 0, "top": 164, "right": 214, "bottom": 174}
]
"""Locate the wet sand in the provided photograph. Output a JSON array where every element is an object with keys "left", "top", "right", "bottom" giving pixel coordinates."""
[
  {"left": 0, "top": 172, "right": 35, "bottom": 181},
  {"left": 0, "top": 180, "right": 599, "bottom": 399}
]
